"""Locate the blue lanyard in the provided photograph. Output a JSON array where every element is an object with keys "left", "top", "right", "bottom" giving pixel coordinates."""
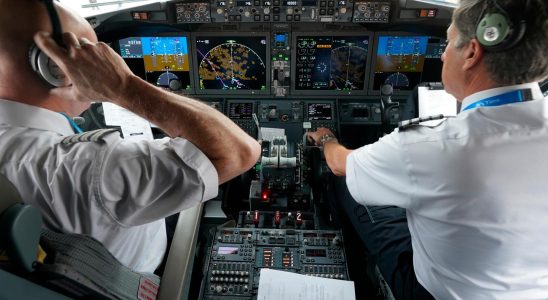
[
  {"left": 59, "top": 112, "right": 83, "bottom": 134},
  {"left": 462, "top": 89, "right": 532, "bottom": 112}
]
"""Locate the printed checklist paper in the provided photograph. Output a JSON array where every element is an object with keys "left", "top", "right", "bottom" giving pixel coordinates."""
[{"left": 257, "top": 268, "right": 356, "bottom": 300}]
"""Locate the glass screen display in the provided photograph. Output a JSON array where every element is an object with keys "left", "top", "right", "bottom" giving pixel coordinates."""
[
  {"left": 218, "top": 246, "right": 239, "bottom": 255},
  {"left": 118, "top": 36, "right": 191, "bottom": 90},
  {"left": 295, "top": 35, "right": 370, "bottom": 91},
  {"left": 228, "top": 103, "right": 253, "bottom": 119},
  {"left": 372, "top": 35, "right": 447, "bottom": 91},
  {"left": 195, "top": 36, "right": 268, "bottom": 91},
  {"left": 307, "top": 103, "right": 332, "bottom": 120},
  {"left": 306, "top": 249, "right": 327, "bottom": 257}
]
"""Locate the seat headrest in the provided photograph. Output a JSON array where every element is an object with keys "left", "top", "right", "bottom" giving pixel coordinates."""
[{"left": 0, "top": 173, "right": 24, "bottom": 213}]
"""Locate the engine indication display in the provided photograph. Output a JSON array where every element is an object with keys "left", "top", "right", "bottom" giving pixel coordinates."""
[
  {"left": 118, "top": 36, "right": 191, "bottom": 91},
  {"left": 196, "top": 36, "right": 268, "bottom": 91},
  {"left": 295, "top": 35, "right": 370, "bottom": 92},
  {"left": 372, "top": 35, "right": 447, "bottom": 91}
]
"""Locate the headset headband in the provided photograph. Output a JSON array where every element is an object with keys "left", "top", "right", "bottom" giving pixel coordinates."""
[{"left": 41, "top": 0, "right": 64, "bottom": 46}]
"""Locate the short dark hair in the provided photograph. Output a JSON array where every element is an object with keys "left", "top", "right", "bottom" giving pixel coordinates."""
[{"left": 452, "top": 0, "right": 548, "bottom": 85}]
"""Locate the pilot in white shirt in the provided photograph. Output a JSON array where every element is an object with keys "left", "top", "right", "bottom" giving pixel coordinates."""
[
  {"left": 0, "top": 1, "right": 260, "bottom": 273},
  {"left": 0, "top": 99, "right": 218, "bottom": 273},
  {"left": 307, "top": 0, "right": 548, "bottom": 298},
  {"left": 346, "top": 83, "right": 548, "bottom": 299}
]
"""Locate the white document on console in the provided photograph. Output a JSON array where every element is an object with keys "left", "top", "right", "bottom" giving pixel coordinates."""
[
  {"left": 418, "top": 86, "right": 458, "bottom": 126},
  {"left": 102, "top": 102, "right": 154, "bottom": 141},
  {"left": 257, "top": 268, "right": 355, "bottom": 300}
]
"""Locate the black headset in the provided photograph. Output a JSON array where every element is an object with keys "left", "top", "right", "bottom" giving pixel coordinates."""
[
  {"left": 475, "top": 0, "right": 528, "bottom": 52},
  {"left": 28, "top": 0, "right": 66, "bottom": 87}
]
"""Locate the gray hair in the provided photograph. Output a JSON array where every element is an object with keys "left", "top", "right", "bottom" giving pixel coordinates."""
[{"left": 452, "top": 0, "right": 548, "bottom": 85}]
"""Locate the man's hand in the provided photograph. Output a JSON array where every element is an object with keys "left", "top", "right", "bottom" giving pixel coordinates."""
[
  {"left": 33, "top": 31, "right": 135, "bottom": 103},
  {"left": 307, "top": 127, "right": 337, "bottom": 146}
]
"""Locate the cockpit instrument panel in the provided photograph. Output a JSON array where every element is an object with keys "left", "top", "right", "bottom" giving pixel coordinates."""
[
  {"left": 118, "top": 36, "right": 192, "bottom": 91},
  {"left": 293, "top": 34, "right": 371, "bottom": 95},
  {"left": 194, "top": 34, "right": 270, "bottom": 94},
  {"left": 370, "top": 34, "right": 447, "bottom": 94}
]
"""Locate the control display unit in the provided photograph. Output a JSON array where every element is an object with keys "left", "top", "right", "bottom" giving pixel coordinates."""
[
  {"left": 307, "top": 103, "right": 333, "bottom": 120},
  {"left": 228, "top": 102, "right": 254, "bottom": 119},
  {"left": 293, "top": 33, "right": 372, "bottom": 95},
  {"left": 118, "top": 36, "right": 192, "bottom": 91},
  {"left": 226, "top": 100, "right": 257, "bottom": 138},
  {"left": 194, "top": 34, "right": 270, "bottom": 95},
  {"left": 304, "top": 101, "right": 337, "bottom": 132},
  {"left": 370, "top": 34, "right": 446, "bottom": 94}
]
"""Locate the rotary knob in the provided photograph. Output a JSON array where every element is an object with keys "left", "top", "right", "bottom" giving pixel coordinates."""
[{"left": 169, "top": 79, "right": 182, "bottom": 91}]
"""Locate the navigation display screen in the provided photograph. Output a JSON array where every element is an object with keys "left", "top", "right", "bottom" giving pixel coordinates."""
[
  {"left": 228, "top": 103, "right": 253, "bottom": 119},
  {"left": 118, "top": 36, "right": 191, "bottom": 90},
  {"left": 195, "top": 35, "right": 268, "bottom": 91},
  {"left": 295, "top": 35, "right": 370, "bottom": 91},
  {"left": 372, "top": 35, "right": 446, "bottom": 91},
  {"left": 307, "top": 103, "right": 332, "bottom": 120}
]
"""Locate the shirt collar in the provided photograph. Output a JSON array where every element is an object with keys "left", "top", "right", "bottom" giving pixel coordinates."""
[
  {"left": 460, "top": 82, "right": 544, "bottom": 113},
  {"left": 0, "top": 99, "right": 75, "bottom": 136}
]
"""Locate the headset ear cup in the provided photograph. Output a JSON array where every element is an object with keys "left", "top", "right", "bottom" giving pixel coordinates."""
[
  {"left": 28, "top": 42, "right": 66, "bottom": 87},
  {"left": 476, "top": 13, "right": 510, "bottom": 48},
  {"left": 28, "top": 43, "right": 41, "bottom": 73}
]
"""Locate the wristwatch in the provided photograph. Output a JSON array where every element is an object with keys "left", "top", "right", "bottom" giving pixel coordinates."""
[{"left": 319, "top": 134, "right": 338, "bottom": 146}]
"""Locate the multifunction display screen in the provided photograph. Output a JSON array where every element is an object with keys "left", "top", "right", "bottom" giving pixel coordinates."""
[
  {"left": 118, "top": 36, "right": 191, "bottom": 90},
  {"left": 295, "top": 35, "right": 370, "bottom": 91},
  {"left": 307, "top": 103, "right": 332, "bottom": 120},
  {"left": 372, "top": 35, "right": 447, "bottom": 91},
  {"left": 228, "top": 103, "right": 254, "bottom": 119},
  {"left": 306, "top": 249, "right": 327, "bottom": 257},
  {"left": 195, "top": 36, "right": 268, "bottom": 91},
  {"left": 218, "top": 247, "right": 239, "bottom": 255}
]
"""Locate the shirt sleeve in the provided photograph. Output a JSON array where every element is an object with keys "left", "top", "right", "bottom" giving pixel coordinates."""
[
  {"left": 94, "top": 136, "right": 219, "bottom": 227},
  {"left": 346, "top": 131, "right": 413, "bottom": 208}
]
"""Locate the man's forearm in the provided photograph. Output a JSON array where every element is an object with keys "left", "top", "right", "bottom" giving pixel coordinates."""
[
  {"left": 112, "top": 75, "right": 261, "bottom": 183},
  {"left": 323, "top": 140, "right": 352, "bottom": 176}
]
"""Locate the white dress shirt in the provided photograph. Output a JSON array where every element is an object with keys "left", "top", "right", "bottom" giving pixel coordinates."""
[
  {"left": 346, "top": 83, "right": 548, "bottom": 299},
  {"left": 0, "top": 99, "right": 218, "bottom": 273}
]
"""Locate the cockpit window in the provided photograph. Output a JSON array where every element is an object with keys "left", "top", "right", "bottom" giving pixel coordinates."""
[{"left": 59, "top": 0, "right": 168, "bottom": 18}]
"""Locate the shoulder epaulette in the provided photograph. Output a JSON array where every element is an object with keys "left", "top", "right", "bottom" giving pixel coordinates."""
[
  {"left": 398, "top": 114, "right": 454, "bottom": 131},
  {"left": 61, "top": 129, "right": 120, "bottom": 146}
]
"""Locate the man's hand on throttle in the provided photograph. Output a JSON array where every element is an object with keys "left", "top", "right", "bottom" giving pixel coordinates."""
[
  {"left": 33, "top": 31, "right": 135, "bottom": 103},
  {"left": 307, "top": 127, "right": 336, "bottom": 146}
]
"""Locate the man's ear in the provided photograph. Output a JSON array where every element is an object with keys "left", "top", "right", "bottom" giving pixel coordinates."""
[{"left": 462, "top": 38, "right": 484, "bottom": 71}]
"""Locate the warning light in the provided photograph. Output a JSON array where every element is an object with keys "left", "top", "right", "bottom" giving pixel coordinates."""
[
  {"left": 261, "top": 191, "right": 269, "bottom": 201},
  {"left": 131, "top": 11, "right": 151, "bottom": 20},
  {"left": 418, "top": 9, "right": 437, "bottom": 18},
  {"left": 253, "top": 210, "right": 260, "bottom": 226}
]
